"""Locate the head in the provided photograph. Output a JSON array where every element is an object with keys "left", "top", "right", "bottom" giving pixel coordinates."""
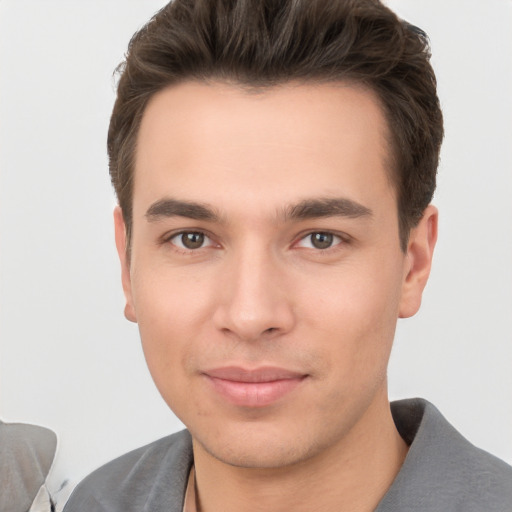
[
  {"left": 110, "top": 0, "right": 442, "bottom": 471},
  {"left": 108, "top": 0, "right": 443, "bottom": 255}
]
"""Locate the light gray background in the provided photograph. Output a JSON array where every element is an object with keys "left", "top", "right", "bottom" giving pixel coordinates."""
[{"left": 1, "top": 0, "right": 511, "bottom": 491}]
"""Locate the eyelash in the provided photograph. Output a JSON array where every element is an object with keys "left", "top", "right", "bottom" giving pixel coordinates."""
[
  {"left": 162, "top": 230, "right": 349, "bottom": 254},
  {"left": 294, "top": 231, "right": 347, "bottom": 251},
  {"left": 162, "top": 230, "right": 217, "bottom": 253}
]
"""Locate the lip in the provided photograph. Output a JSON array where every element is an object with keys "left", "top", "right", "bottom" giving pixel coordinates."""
[{"left": 203, "top": 366, "right": 307, "bottom": 408}]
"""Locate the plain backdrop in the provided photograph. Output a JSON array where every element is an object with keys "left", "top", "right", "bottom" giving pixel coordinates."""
[{"left": 1, "top": 0, "right": 511, "bottom": 492}]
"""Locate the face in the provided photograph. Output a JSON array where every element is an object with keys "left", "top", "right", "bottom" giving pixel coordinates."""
[{"left": 115, "top": 81, "right": 436, "bottom": 469}]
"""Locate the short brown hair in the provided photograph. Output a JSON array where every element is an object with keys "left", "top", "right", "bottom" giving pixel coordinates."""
[{"left": 108, "top": 0, "right": 443, "bottom": 251}]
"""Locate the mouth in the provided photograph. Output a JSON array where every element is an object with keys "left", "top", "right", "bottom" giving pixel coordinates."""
[{"left": 202, "top": 366, "right": 308, "bottom": 408}]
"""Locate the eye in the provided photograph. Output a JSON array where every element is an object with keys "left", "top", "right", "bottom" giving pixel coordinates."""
[
  {"left": 296, "top": 232, "right": 343, "bottom": 250},
  {"left": 170, "top": 231, "right": 214, "bottom": 250}
]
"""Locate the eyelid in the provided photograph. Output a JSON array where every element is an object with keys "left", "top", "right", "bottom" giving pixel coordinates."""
[
  {"left": 161, "top": 229, "right": 219, "bottom": 250},
  {"left": 159, "top": 228, "right": 350, "bottom": 252},
  {"left": 293, "top": 230, "right": 350, "bottom": 249}
]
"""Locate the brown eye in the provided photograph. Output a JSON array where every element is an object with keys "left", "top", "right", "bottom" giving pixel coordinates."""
[
  {"left": 296, "top": 231, "right": 343, "bottom": 250},
  {"left": 172, "top": 232, "right": 207, "bottom": 250},
  {"left": 310, "top": 232, "right": 334, "bottom": 249}
]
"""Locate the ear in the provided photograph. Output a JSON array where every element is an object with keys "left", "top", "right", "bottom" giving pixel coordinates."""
[
  {"left": 114, "top": 206, "right": 137, "bottom": 323},
  {"left": 399, "top": 205, "right": 438, "bottom": 318}
]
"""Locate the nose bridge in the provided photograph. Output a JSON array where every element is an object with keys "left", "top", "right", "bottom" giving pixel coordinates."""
[{"left": 214, "top": 238, "right": 294, "bottom": 340}]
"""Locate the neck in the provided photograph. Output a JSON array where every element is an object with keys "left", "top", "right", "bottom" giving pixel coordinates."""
[{"left": 191, "top": 390, "right": 408, "bottom": 512}]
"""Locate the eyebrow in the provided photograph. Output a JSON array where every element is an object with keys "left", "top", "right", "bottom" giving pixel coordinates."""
[
  {"left": 145, "top": 196, "right": 372, "bottom": 223},
  {"left": 145, "top": 198, "right": 221, "bottom": 222},
  {"left": 283, "top": 197, "right": 372, "bottom": 221}
]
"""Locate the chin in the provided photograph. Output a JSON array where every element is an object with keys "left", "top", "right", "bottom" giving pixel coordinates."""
[
  {"left": 200, "top": 440, "right": 308, "bottom": 469},
  {"left": 191, "top": 421, "right": 328, "bottom": 470}
]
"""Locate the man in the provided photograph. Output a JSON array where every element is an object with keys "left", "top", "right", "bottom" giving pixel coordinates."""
[{"left": 64, "top": 0, "right": 512, "bottom": 510}]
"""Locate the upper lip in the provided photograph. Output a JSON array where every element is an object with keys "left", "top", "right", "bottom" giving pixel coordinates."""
[{"left": 203, "top": 366, "right": 306, "bottom": 383}]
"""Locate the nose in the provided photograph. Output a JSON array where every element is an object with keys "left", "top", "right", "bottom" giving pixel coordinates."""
[{"left": 212, "top": 245, "right": 295, "bottom": 342}]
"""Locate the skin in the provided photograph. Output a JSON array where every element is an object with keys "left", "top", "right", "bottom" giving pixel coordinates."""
[{"left": 114, "top": 81, "right": 437, "bottom": 511}]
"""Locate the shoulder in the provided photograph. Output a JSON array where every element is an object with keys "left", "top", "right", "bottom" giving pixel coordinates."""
[
  {"left": 64, "top": 429, "right": 193, "bottom": 512},
  {"left": 0, "top": 420, "right": 57, "bottom": 460},
  {"left": 0, "top": 420, "right": 57, "bottom": 512},
  {"left": 378, "top": 398, "right": 512, "bottom": 512}
]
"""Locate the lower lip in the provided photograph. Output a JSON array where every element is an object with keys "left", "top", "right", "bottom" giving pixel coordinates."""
[{"left": 205, "top": 376, "right": 306, "bottom": 408}]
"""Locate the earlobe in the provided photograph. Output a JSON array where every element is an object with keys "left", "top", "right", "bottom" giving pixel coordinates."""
[
  {"left": 398, "top": 205, "right": 438, "bottom": 319},
  {"left": 113, "top": 206, "right": 137, "bottom": 323}
]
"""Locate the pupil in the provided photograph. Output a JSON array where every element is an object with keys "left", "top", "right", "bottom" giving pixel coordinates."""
[
  {"left": 311, "top": 232, "right": 333, "bottom": 249},
  {"left": 182, "top": 232, "right": 204, "bottom": 249}
]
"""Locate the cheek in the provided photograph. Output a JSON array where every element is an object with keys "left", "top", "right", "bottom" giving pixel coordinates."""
[
  {"left": 131, "top": 268, "right": 214, "bottom": 401},
  {"left": 133, "top": 259, "right": 215, "bottom": 335},
  {"left": 298, "top": 258, "right": 402, "bottom": 380}
]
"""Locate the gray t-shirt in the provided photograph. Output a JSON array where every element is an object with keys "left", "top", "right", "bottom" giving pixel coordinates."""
[{"left": 63, "top": 398, "right": 512, "bottom": 511}]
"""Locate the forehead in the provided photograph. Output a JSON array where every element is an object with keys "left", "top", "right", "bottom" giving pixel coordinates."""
[{"left": 133, "top": 81, "right": 394, "bottom": 219}]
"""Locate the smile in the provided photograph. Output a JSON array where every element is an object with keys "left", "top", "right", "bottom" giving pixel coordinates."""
[{"left": 203, "top": 366, "right": 308, "bottom": 408}]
